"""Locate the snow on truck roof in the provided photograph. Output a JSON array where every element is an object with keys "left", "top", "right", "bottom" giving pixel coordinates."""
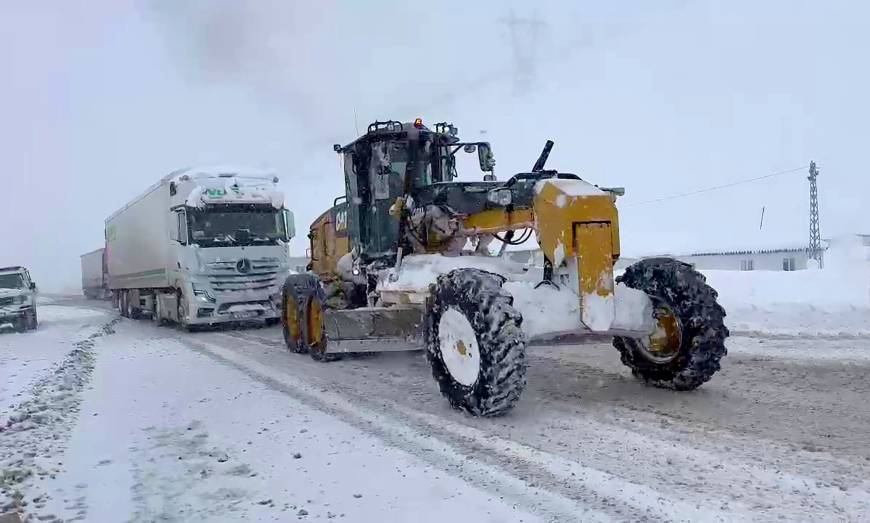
[
  {"left": 167, "top": 165, "right": 279, "bottom": 183},
  {"left": 107, "top": 165, "right": 283, "bottom": 221},
  {"left": 171, "top": 166, "right": 283, "bottom": 209}
]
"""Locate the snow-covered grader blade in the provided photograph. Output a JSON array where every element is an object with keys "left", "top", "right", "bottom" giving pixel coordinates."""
[{"left": 283, "top": 120, "right": 729, "bottom": 415}]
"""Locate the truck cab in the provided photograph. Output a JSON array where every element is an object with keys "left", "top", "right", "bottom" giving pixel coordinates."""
[{"left": 0, "top": 266, "right": 38, "bottom": 332}]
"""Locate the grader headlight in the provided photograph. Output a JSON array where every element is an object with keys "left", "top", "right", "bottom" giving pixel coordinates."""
[{"left": 487, "top": 188, "right": 513, "bottom": 206}]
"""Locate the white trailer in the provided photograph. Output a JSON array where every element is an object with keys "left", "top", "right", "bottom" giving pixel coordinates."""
[
  {"left": 105, "top": 166, "right": 295, "bottom": 328},
  {"left": 80, "top": 248, "right": 108, "bottom": 299}
]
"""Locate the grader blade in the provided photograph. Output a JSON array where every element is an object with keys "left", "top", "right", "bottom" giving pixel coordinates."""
[{"left": 322, "top": 306, "right": 425, "bottom": 353}]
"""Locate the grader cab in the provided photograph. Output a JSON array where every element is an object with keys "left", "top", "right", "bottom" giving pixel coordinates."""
[{"left": 284, "top": 119, "right": 728, "bottom": 416}]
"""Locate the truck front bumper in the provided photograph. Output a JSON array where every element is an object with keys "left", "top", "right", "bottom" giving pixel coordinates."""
[{"left": 186, "top": 299, "right": 281, "bottom": 325}]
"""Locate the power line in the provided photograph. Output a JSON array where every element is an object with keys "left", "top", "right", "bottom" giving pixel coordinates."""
[{"left": 626, "top": 165, "right": 809, "bottom": 207}]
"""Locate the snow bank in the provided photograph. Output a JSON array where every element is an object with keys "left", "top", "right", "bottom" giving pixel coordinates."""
[
  {"left": 379, "top": 254, "right": 535, "bottom": 292},
  {"left": 703, "top": 237, "right": 869, "bottom": 336}
]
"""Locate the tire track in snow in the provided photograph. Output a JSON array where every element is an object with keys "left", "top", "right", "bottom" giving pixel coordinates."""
[
  {"left": 217, "top": 329, "right": 870, "bottom": 521},
  {"left": 183, "top": 332, "right": 756, "bottom": 522},
  {"left": 0, "top": 315, "right": 120, "bottom": 521},
  {"left": 179, "top": 335, "right": 613, "bottom": 522}
]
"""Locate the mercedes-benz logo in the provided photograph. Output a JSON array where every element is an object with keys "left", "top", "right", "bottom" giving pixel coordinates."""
[{"left": 236, "top": 258, "right": 252, "bottom": 273}]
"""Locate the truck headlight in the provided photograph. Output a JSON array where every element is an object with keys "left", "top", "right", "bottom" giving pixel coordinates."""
[
  {"left": 14, "top": 295, "right": 27, "bottom": 305},
  {"left": 192, "top": 284, "right": 216, "bottom": 302}
]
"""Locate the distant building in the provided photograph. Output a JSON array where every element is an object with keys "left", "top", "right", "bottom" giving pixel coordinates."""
[
  {"left": 504, "top": 238, "right": 863, "bottom": 272},
  {"left": 673, "top": 246, "right": 817, "bottom": 271}
]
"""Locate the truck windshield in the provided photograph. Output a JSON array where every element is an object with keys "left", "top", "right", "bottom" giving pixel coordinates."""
[
  {"left": 0, "top": 273, "right": 24, "bottom": 289},
  {"left": 187, "top": 207, "right": 287, "bottom": 247}
]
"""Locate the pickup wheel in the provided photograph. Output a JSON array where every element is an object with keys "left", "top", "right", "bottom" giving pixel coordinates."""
[
  {"left": 13, "top": 316, "right": 27, "bottom": 333},
  {"left": 26, "top": 309, "right": 38, "bottom": 330}
]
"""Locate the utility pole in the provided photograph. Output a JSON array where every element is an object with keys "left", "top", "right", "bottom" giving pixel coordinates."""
[
  {"left": 501, "top": 10, "right": 546, "bottom": 95},
  {"left": 807, "top": 161, "right": 822, "bottom": 267}
]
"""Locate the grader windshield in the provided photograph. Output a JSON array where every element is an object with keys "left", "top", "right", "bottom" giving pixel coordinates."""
[{"left": 337, "top": 120, "right": 494, "bottom": 263}]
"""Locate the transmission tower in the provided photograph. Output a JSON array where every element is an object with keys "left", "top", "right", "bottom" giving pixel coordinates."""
[
  {"left": 501, "top": 10, "right": 546, "bottom": 95},
  {"left": 807, "top": 161, "right": 822, "bottom": 267}
]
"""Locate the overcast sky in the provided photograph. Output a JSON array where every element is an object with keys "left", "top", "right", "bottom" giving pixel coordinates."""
[{"left": 2, "top": 1, "right": 867, "bottom": 291}]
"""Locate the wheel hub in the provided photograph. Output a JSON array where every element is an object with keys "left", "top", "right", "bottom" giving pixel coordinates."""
[
  {"left": 438, "top": 307, "right": 481, "bottom": 387},
  {"left": 643, "top": 307, "right": 682, "bottom": 363}
]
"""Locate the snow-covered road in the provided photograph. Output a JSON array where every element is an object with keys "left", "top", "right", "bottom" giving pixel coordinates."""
[{"left": 2, "top": 301, "right": 870, "bottom": 522}]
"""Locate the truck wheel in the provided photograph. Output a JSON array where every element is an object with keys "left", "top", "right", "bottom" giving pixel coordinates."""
[
  {"left": 176, "top": 291, "right": 191, "bottom": 331},
  {"left": 126, "top": 291, "right": 139, "bottom": 319},
  {"left": 119, "top": 291, "right": 128, "bottom": 318},
  {"left": 153, "top": 296, "right": 167, "bottom": 326},
  {"left": 613, "top": 258, "right": 729, "bottom": 390},
  {"left": 425, "top": 268, "right": 528, "bottom": 417},
  {"left": 27, "top": 309, "right": 38, "bottom": 330}
]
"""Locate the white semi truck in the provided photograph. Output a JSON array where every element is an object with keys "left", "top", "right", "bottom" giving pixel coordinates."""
[
  {"left": 80, "top": 248, "right": 108, "bottom": 299},
  {"left": 106, "top": 166, "right": 295, "bottom": 328}
]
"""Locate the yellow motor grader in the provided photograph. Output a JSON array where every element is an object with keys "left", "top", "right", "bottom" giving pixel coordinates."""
[{"left": 282, "top": 119, "right": 728, "bottom": 416}]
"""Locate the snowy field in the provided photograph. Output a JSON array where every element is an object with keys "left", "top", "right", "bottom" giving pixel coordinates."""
[{"left": 1, "top": 252, "right": 869, "bottom": 521}]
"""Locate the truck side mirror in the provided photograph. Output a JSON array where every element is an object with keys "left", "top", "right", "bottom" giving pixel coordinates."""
[
  {"left": 478, "top": 143, "right": 495, "bottom": 172},
  {"left": 284, "top": 209, "right": 296, "bottom": 240},
  {"left": 30, "top": 282, "right": 37, "bottom": 291},
  {"left": 171, "top": 209, "right": 188, "bottom": 244}
]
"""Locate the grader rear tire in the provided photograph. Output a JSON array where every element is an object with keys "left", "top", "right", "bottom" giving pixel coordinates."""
[
  {"left": 613, "top": 257, "right": 728, "bottom": 390},
  {"left": 425, "top": 268, "right": 527, "bottom": 417},
  {"left": 282, "top": 274, "right": 336, "bottom": 360}
]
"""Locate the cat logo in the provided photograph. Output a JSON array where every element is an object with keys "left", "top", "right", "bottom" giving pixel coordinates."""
[{"left": 334, "top": 208, "right": 348, "bottom": 232}]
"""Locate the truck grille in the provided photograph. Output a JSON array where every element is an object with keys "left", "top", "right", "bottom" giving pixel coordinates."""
[
  {"left": 205, "top": 258, "right": 281, "bottom": 293},
  {"left": 0, "top": 297, "right": 13, "bottom": 306}
]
